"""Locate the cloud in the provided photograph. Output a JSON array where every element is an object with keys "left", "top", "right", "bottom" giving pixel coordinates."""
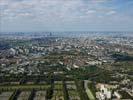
[
  {"left": 0, "top": 0, "right": 133, "bottom": 31},
  {"left": 0, "top": 0, "right": 9, "bottom": 6},
  {"left": 17, "top": 12, "right": 33, "bottom": 18},
  {"left": 106, "top": 10, "right": 116, "bottom": 15},
  {"left": 86, "top": 10, "right": 96, "bottom": 14},
  {"left": 0, "top": 0, "right": 96, "bottom": 20},
  {"left": 91, "top": 0, "right": 108, "bottom": 4}
]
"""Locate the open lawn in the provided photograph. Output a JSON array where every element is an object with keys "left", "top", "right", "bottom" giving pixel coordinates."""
[
  {"left": 0, "top": 84, "right": 50, "bottom": 91},
  {"left": 86, "top": 88, "right": 95, "bottom": 100}
]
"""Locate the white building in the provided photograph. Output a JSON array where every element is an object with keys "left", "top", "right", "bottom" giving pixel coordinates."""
[{"left": 96, "top": 84, "right": 112, "bottom": 100}]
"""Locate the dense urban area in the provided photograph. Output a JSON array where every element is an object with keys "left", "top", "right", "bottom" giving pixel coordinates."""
[{"left": 0, "top": 32, "right": 133, "bottom": 100}]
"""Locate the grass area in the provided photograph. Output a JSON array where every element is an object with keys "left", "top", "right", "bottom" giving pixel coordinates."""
[
  {"left": 86, "top": 88, "right": 95, "bottom": 100},
  {"left": 52, "top": 82, "right": 64, "bottom": 99},
  {"left": 87, "top": 82, "right": 96, "bottom": 98},
  {"left": 66, "top": 66, "right": 101, "bottom": 80},
  {"left": 113, "top": 61, "right": 133, "bottom": 70},
  {"left": 0, "top": 84, "right": 50, "bottom": 91},
  {"left": 54, "top": 84, "right": 63, "bottom": 90},
  {"left": 68, "top": 90, "right": 79, "bottom": 96},
  {"left": 52, "top": 90, "right": 64, "bottom": 99},
  {"left": 75, "top": 80, "right": 89, "bottom": 100}
]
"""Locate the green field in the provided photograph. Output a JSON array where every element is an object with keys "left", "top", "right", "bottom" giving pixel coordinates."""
[
  {"left": 0, "top": 84, "right": 50, "bottom": 91},
  {"left": 86, "top": 88, "right": 95, "bottom": 100}
]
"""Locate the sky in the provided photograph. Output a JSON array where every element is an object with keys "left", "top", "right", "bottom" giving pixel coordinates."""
[{"left": 0, "top": 0, "right": 133, "bottom": 32}]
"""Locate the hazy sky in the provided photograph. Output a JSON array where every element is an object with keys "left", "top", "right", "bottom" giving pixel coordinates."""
[{"left": 0, "top": 0, "right": 133, "bottom": 32}]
